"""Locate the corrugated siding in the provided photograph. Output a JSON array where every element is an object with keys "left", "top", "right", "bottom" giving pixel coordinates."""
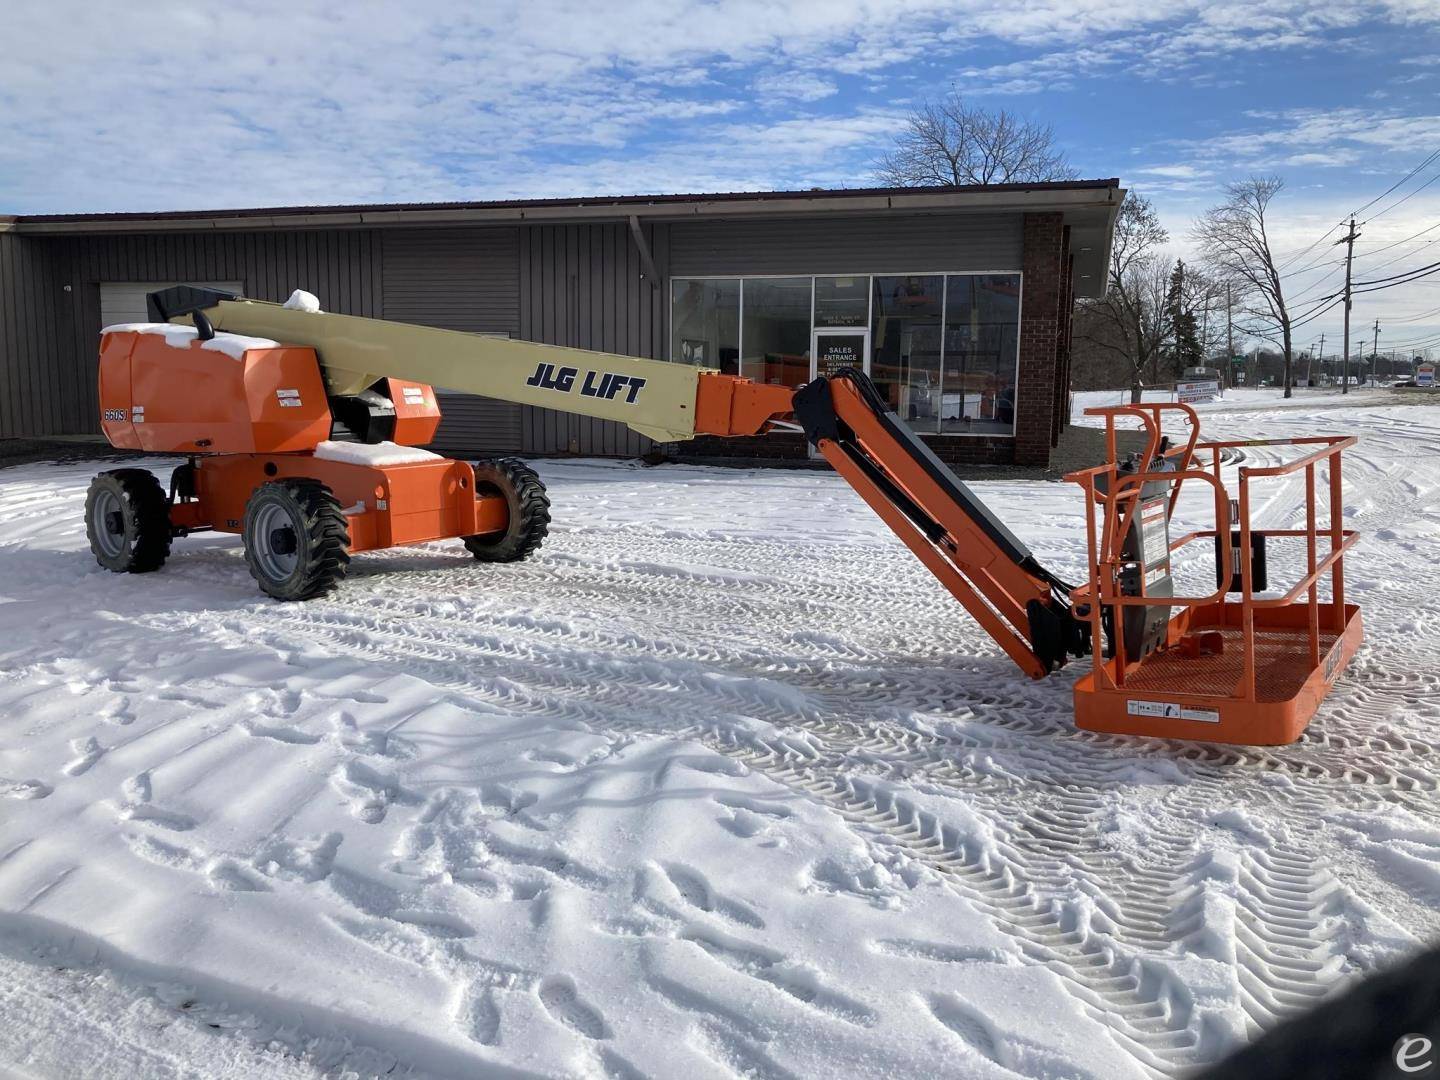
[
  {"left": 0, "top": 232, "right": 69, "bottom": 438},
  {"left": 381, "top": 228, "right": 523, "bottom": 455},
  {"left": 517, "top": 221, "right": 668, "bottom": 456},
  {"left": 34, "top": 230, "right": 384, "bottom": 438},
  {"left": 100, "top": 281, "right": 244, "bottom": 327},
  {"left": 668, "top": 213, "right": 1021, "bottom": 276}
]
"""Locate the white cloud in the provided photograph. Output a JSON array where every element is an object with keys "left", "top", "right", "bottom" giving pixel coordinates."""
[
  {"left": 1165, "top": 108, "right": 1440, "bottom": 177},
  {"left": 1135, "top": 164, "right": 1205, "bottom": 179},
  {"left": 0, "top": 1, "right": 1437, "bottom": 212},
  {"left": 752, "top": 72, "right": 838, "bottom": 102}
]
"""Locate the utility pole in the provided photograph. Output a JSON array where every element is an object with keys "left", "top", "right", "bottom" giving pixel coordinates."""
[
  {"left": 1337, "top": 217, "right": 1360, "bottom": 395},
  {"left": 1311, "top": 331, "right": 1324, "bottom": 386},
  {"left": 1372, "top": 319, "right": 1381, "bottom": 387}
]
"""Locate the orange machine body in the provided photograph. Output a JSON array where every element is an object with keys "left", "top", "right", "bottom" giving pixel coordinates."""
[
  {"left": 169, "top": 452, "right": 509, "bottom": 554},
  {"left": 100, "top": 328, "right": 496, "bottom": 554},
  {"left": 100, "top": 330, "right": 443, "bottom": 455},
  {"left": 100, "top": 329, "right": 332, "bottom": 454}
]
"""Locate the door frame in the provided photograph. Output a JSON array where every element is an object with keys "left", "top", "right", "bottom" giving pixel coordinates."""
[{"left": 810, "top": 327, "right": 871, "bottom": 382}]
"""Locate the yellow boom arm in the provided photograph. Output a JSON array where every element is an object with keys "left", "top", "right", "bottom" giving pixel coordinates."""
[{"left": 169, "top": 290, "right": 709, "bottom": 444}]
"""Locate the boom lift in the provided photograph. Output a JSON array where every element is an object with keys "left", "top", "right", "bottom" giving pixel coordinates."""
[{"left": 86, "top": 285, "right": 1360, "bottom": 744}]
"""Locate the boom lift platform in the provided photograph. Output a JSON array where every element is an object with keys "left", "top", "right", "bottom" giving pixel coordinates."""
[
  {"left": 86, "top": 286, "right": 1361, "bottom": 744},
  {"left": 1066, "top": 403, "right": 1361, "bottom": 745}
]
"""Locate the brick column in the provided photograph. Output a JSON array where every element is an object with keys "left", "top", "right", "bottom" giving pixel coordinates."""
[
  {"left": 1016, "top": 212, "right": 1064, "bottom": 466},
  {"left": 1052, "top": 230, "right": 1075, "bottom": 446}
]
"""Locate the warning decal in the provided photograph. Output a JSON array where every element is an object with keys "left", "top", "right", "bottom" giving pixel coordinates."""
[{"left": 1126, "top": 700, "right": 1220, "bottom": 723}]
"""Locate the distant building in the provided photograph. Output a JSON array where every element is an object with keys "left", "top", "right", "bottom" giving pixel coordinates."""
[{"left": 0, "top": 180, "right": 1122, "bottom": 467}]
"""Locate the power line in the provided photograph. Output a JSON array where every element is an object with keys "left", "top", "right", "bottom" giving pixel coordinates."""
[
  {"left": 1353, "top": 258, "right": 1440, "bottom": 290},
  {"left": 1276, "top": 221, "right": 1346, "bottom": 272},
  {"left": 1386, "top": 303, "right": 1440, "bottom": 324},
  {"left": 1265, "top": 147, "right": 1440, "bottom": 289},
  {"left": 1352, "top": 145, "right": 1440, "bottom": 220},
  {"left": 1349, "top": 236, "right": 1440, "bottom": 281},
  {"left": 1288, "top": 262, "right": 1346, "bottom": 304},
  {"left": 1284, "top": 252, "right": 1344, "bottom": 278},
  {"left": 1290, "top": 294, "right": 1346, "bottom": 332},
  {"left": 1364, "top": 171, "right": 1440, "bottom": 224},
  {"left": 1384, "top": 331, "right": 1440, "bottom": 350},
  {"left": 1354, "top": 219, "right": 1440, "bottom": 260}
]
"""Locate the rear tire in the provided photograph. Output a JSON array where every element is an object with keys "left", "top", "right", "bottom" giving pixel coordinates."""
[
  {"left": 85, "top": 469, "right": 172, "bottom": 573},
  {"left": 242, "top": 479, "right": 350, "bottom": 601},
  {"left": 462, "top": 458, "right": 550, "bottom": 563}
]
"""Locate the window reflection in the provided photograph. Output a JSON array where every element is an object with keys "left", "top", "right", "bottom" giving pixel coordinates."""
[
  {"left": 671, "top": 279, "right": 739, "bottom": 373},
  {"left": 814, "top": 276, "right": 869, "bottom": 329},
  {"left": 871, "top": 275, "right": 944, "bottom": 431},
  {"left": 943, "top": 274, "right": 1019, "bottom": 434},
  {"left": 741, "top": 278, "right": 812, "bottom": 385}
]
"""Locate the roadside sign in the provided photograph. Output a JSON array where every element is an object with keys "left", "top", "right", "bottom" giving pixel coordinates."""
[
  {"left": 1177, "top": 380, "right": 1220, "bottom": 404},
  {"left": 1419, "top": 364, "right": 1435, "bottom": 388}
]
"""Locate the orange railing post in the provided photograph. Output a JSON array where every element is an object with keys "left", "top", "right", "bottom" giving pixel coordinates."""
[
  {"left": 1330, "top": 455, "right": 1346, "bottom": 633},
  {"left": 1306, "top": 464, "right": 1320, "bottom": 667}
]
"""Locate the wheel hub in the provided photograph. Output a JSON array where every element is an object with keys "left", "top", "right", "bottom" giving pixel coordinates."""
[
  {"left": 251, "top": 503, "right": 301, "bottom": 581},
  {"left": 89, "top": 489, "right": 126, "bottom": 558}
]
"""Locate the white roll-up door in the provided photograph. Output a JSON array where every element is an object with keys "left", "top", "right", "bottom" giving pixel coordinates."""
[{"left": 100, "top": 281, "right": 243, "bottom": 328}]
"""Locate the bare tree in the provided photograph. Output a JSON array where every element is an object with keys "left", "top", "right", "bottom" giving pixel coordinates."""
[
  {"left": 1193, "top": 177, "right": 1296, "bottom": 398},
  {"left": 876, "top": 91, "right": 1076, "bottom": 186},
  {"left": 1074, "top": 193, "right": 1173, "bottom": 402}
]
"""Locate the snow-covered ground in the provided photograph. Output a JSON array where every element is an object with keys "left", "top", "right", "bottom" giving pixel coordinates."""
[
  {"left": 2, "top": 391, "right": 1438, "bottom": 1078},
  {"left": 1071, "top": 383, "right": 1403, "bottom": 423}
]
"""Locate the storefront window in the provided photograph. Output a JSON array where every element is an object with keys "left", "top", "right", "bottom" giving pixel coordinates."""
[
  {"left": 668, "top": 272, "right": 1021, "bottom": 437},
  {"left": 814, "top": 276, "right": 869, "bottom": 328},
  {"left": 741, "top": 278, "right": 812, "bottom": 385},
  {"left": 943, "top": 274, "right": 1020, "bottom": 434},
  {"left": 871, "top": 275, "right": 944, "bottom": 430},
  {"left": 671, "top": 279, "right": 739, "bottom": 373}
]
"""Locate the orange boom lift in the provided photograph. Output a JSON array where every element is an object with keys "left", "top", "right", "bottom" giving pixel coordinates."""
[{"left": 86, "top": 286, "right": 1360, "bottom": 744}]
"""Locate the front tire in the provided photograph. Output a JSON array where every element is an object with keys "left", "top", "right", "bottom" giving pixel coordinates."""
[
  {"left": 85, "top": 469, "right": 172, "bottom": 573},
  {"left": 462, "top": 458, "right": 550, "bottom": 563},
  {"left": 242, "top": 479, "right": 350, "bottom": 601}
]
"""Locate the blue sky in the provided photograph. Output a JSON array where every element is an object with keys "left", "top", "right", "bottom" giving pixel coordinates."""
[{"left": 3, "top": 0, "right": 1439, "bottom": 354}]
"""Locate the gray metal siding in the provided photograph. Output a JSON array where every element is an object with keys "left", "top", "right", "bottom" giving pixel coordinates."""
[
  {"left": 668, "top": 213, "right": 1021, "bottom": 276},
  {"left": 517, "top": 221, "right": 668, "bottom": 456},
  {"left": 381, "top": 229, "right": 518, "bottom": 333},
  {"left": 32, "top": 230, "right": 385, "bottom": 438},
  {"left": 0, "top": 232, "right": 69, "bottom": 438},
  {"left": 380, "top": 228, "right": 523, "bottom": 455},
  {"left": 100, "top": 280, "right": 244, "bottom": 327}
]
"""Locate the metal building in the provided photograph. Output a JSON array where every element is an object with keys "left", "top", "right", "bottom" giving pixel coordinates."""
[{"left": 0, "top": 181, "right": 1122, "bottom": 467}]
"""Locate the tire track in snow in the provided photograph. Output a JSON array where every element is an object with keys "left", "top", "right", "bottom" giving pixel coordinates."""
[
  {"left": 13, "top": 403, "right": 1439, "bottom": 1076},
  {"left": 193, "top": 600, "right": 1376, "bottom": 1075}
]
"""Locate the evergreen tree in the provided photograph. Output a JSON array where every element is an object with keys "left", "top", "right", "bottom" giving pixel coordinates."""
[{"left": 1166, "top": 260, "right": 1204, "bottom": 377}]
